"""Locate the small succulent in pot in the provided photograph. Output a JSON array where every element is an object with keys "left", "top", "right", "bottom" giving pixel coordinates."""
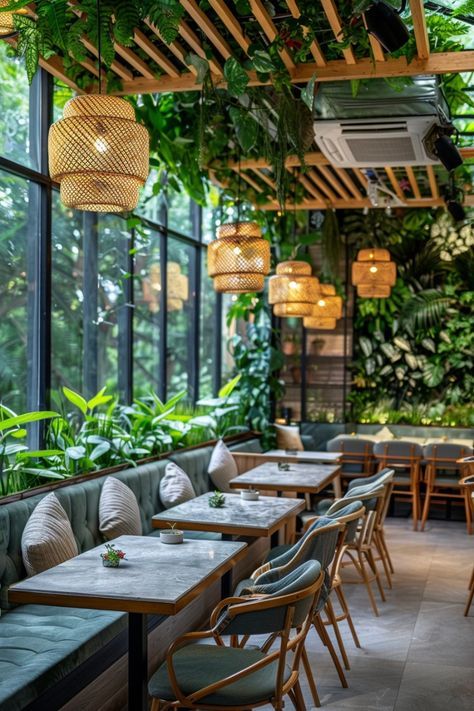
[
  {"left": 101, "top": 543, "right": 126, "bottom": 567},
  {"left": 160, "top": 522, "right": 184, "bottom": 544},
  {"left": 208, "top": 490, "right": 226, "bottom": 508},
  {"left": 278, "top": 462, "right": 290, "bottom": 471}
]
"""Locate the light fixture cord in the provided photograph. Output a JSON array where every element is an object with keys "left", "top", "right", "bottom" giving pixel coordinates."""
[
  {"left": 97, "top": 0, "right": 102, "bottom": 94},
  {"left": 236, "top": 152, "right": 242, "bottom": 223}
]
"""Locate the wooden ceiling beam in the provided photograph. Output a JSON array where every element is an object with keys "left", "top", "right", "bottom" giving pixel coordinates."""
[
  {"left": 307, "top": 169, "right": 338, "bottom": 201},
  {"left": 320, "top": 0, "right": 357, "bottom": 65},
  {"left": 134, "top": 28, "right": 180, "bottom": 78},
  {"left": 369, "top": 35, "right": 386, "bottom": 63},
  {"left": 286, "top": 0, "right": 326, "bottom": 66},
  {"left": 252, "top": 169, "right": 276, "bottom": 189},
  {"left": 317, "top": 165, "right": 351, "bottom": 200},
  {"left": 177, "top": 19, "right": 223, "bottom": 75},
  {"left": 384, "top": 166, "right": 406, "bottom": 201},
  {"left": 80, "top": 36, "right": 134, "bottom": 81},
  {"left": 115, "top": 51, "right": 474, "bottom": 94},
  {"left": 227, "top": 152, "right": 330, "bottom": 169},
  {"left": 405, "top": 166, "right": 422, "bottom": 199},
  {"left": 207, "top": 0, "right": 251, "bottom": 54},
  {"left": 353, "top": 168, "right": 368, "bottom": 191},
  {"left": 258, "top": 197, "right": 445, "bottom": 210},
  {"left": 180, "top": 0, "right": 232, "bottom": 60},
  {"left": 295, "top": 173, "right": 327, "bottom": 203},
  {"left": 426, "top": 165, "right": 439, "bottom": 199},
  {"left": 333, "top": 167, "right": 364, "bottom": 200},
  {"left": 114, "top": 42, "right": 155, "bottom": 79},
  {"left": 249, "top": 0, "right": 295, "bottom": 70},
  {"left": 38, "top": 56, "right": 81, "bottom": 92},
  {"left": 409, "top": 0, "right": 430, "bottom": 60},
  {"left": 145, "top": 19, "right": 198, "bottom": 75},
  {"left": 233, "top": 169, "right": 264, "bottom": 193}
]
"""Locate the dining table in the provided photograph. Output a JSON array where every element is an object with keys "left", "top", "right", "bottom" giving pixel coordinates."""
[
  {"left": 9, "top": 535, "right": 247, "bottom": 711},
  {"left": 152, "top": 492, "right": 305, "bottom": 549},
  {"left": 229, "top": 461, "right": 342, "bottom": 498},
  {"left": 262, "top": 450, "right": 342, "bottom": 496}
]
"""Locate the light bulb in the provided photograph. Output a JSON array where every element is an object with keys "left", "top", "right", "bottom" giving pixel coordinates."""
[
  {"left": 369, "top": 253, "right": 374, "bottom": 259},
  {"left": 318, "top": 299, "right": 326, "bottom": 307},
  {"left": 370, "top": 265, "right": 378, "bottom": 273},
  {"left": 233, "top": 246, "right": 242, "bottom": 255},
  {"left": 94, "top": 137, "right": 108, "bottom": 154},
  {"left": 289, "top": 280, "right": 298, "bottom": 289}
]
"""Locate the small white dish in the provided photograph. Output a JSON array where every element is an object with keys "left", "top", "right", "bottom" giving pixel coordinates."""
[
  {"left": 159, "top": 529, "right": 184, "bottom": 544},
  {"left": 240, "top": 489, "right": 260, "bottom": 501}
]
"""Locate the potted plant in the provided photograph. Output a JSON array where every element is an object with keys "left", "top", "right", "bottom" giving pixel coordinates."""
[
  {"left": 159, "top": 522, "right": 184, "bottom": 545},
  {"left": 100, "top": 543, "right": 127, "bottom": 567},
  {"left": 282, "top": 332, "right": 300, "bottom": 356},
  {"left": 208, "top": 490, "right": 226, "bottom": 508}
]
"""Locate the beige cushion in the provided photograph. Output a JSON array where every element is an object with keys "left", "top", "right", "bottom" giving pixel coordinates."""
[
  {"left": 208, "top": 440, "right": 238, "bottom": 493},
  {"left": 21, "top": 493, "right": 78, "bottom": 577},
  {"left": 275, "top": 424, "right": 304, "bottom": 451},
  {"left": 99, "top": 477, "right": 142, "bottom": 539},
  {"left": 160, "top": 463, "right": 196, "bottom": 508},
  {"left": 371, "top": 426, "right": 395, "bottom": 442}
]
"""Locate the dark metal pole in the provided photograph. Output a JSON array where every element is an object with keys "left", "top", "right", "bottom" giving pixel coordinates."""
[
  {"left": 82, "top": 212, "right": 99, "bottom": 398},
  {"left": 118, "top": 227, "right": 134, "bottom": 403},
  {"left": 191, "top": 202, "right": 202, "bottom": 402},
  {"left": 158, "top": 194, "right": 168, "bottom": 401}
]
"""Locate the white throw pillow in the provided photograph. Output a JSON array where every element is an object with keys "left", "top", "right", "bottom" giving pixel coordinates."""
[
  {"left": 373, "top": 426, "right": 395, "bottom": 441},
  {"left": 160, "top": 463, "right": 196, "bottom": 508},
  {"left": 275, "top": 424, "right": 304, "bottom": 451},
  {"left": 208, "top": 440, "right": 238, "bottom": 493},
  {"left": 99, "top": 477, "right": 143, "bottom": 539},
  {"left": 21, "top": 493, "right": 78, "bottom": 577}
]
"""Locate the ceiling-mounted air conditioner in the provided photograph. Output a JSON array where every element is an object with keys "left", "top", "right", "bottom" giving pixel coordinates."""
[{"left": 313, "top": 76, "right": 452, "bottom": 168}]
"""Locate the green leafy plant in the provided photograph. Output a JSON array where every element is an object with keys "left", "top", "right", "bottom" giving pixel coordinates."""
[{"left": 208, "top": 490, "right": 226, "bottom": 508}]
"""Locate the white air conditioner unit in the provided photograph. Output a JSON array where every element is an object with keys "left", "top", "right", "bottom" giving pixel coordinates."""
[{"left": 314, "top": 116, "right": 439, "bottom": 167}]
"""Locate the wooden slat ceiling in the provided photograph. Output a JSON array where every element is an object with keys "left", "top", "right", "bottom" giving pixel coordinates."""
[{"left": 16, "top": 0, "right": 474, "bottom": 211}]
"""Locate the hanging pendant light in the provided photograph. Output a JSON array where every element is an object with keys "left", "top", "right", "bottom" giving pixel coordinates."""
[
  {"left": 352, "top": 248, "right": 396, "bottom": 298},
  {"left": 0, "top": 1, "right": 28, "bottom": 38},
  {"left": 143, "top": 262, "right": 189, "bottom": 312},
  {"left": 208, "top": 221, "right": 270, "bottom": 293},
  {"left": 48, "top": 0, "right": 149, "bottom": 212},
  {"left": 303, "top": 284, "right": 342, "bottom": 329},
  {"left": 269, "top": 261, "right": 320, "bottom": 317}
]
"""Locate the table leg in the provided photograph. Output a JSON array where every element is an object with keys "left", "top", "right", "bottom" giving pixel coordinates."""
[
  {"left": 270, "top": 530, "right": 280, "bottom": 547},
  {"left": 333, "top": 474, "right": 342, "bottom": 499},
  {"left": 128, "top": 612, "right": 148, "bottom": 711},
  {"left": 221, "top": 569, "right": 233, "bottom": 598}
]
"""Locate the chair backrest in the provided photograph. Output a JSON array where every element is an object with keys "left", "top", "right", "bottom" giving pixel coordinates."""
[
  {"left": 347, "top": 467, "right": 394, "bottom": 491},
  {"left": 423, "top": 444, "right": 473, "bottom": 480},
  {"left": 327, "top": 436, "right": 375, "bottom": 475},
  {"left": 326, "top": 500, "right": 366, "bottom": 544},
  {"left": 373, "top": 440, "right": 423, "bottom": 462},
  {"left": 251, "top": 518, "right": 341, "bottom": 584}
]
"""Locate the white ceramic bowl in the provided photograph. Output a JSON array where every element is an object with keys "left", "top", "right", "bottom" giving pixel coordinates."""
[
  {"left": 159, "top": 530, "right": 184, "bottom": 544},
  {"left": 240, "top": 490, "right": 260, "bottom": 501}
]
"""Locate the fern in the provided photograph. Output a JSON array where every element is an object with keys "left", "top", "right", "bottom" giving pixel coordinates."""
[
  {"left": 146, "top": 1, "right": 183, "bottom": 44},
  {"left": 113, "top": 1, "right": 140, "bottom": 46},
  {"left": 14, "top": 15, "right": 39, "bottom": 84},
  {"left": 400, "top": 290, "right": 452, "bottom": 331},
  {"left": 36, "top": 0, "right": 68, "bottom": 52}
]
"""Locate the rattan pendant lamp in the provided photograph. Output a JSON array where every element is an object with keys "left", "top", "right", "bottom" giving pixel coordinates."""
[
  {"left": 303, "top": 284, "right": 342, "bottom": 330},
  {"left": 48, "top": 1, "right": 149, "bottom": 212},
  {"left": 352, "top": 248, "right": 396, "bottom": 298},
  {"left": 0, "top": 1, "right": 28, "bottom": 38},
  {"left": 208, "top": 169, "right": 270, "bottom": 293}
]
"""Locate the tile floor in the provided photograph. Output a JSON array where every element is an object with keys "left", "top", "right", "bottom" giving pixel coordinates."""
[{"left": 263, "top": 517, "right": 474, "bottom": 710}]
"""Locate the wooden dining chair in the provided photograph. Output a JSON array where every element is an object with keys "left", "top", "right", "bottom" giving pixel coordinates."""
[
  {"left": 148, "top": 560, "right": 324, "bottom": 711},
  {"left": 460, "top": 474, "right": 474, "bottom": 615},
  {"left": 421, "top": 444, "right": 473, "bottom": 533},
  {"left": 327, "top": 436, "right": 375, "bottom": 487},
  {"left": 373, "top": 440, "right": 422, "bottom": 530}
]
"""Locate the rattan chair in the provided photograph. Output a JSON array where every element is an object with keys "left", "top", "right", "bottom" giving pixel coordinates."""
[
  {"left": 373, "top": 440, "right": 422, "bottom": 530},
  {"left": 460, "top": 474, "right": 474, "bottom": 616},
  {"left": 148, "top": 560, "right": 324, "bottom": 711},
  {"left": 327, "top": 436, "right": 375, "bottom": 486},
  {"left": 421, "top": 444, "right": 473, "bottom": 533}
]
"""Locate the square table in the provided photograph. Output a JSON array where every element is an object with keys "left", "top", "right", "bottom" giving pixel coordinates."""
[
  {"left": 229, "top": 462, "right": 341, "bottom": 497},
  {"left": 263, "top": 450, "right": 342, "bottom": 496},
  {"left": 9, "top": 535, "right": 247, "bottom": 711},
  {"left": 152, "top": 492, "right": 305, "bottom": 547}
]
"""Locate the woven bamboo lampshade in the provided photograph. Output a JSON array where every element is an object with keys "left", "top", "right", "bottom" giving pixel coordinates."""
[
  {"left": 143, "top": 262, "right": 189, "bottom": 312},
  {"left": 304, "top": 316, "right": 337, "bottom": 330},
  {"left": 49, "top": 95, "right": 149, "bottom": 212},
  {"left": 352, "top": 248, "right": 396, "bottom": 298},
  {"left": 269, "top": 261, "right": 320, "bottom": 318},
  {"left": 0, "top": 1, "right": 28, "bottom": 37},
  {"left": 208, "top": 221, "right": 270, "bottom": 293}
]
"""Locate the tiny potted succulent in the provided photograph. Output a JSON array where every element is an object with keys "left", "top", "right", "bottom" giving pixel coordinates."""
[
  {"left": 240, "top": 488, "right": 260, "bottom": 501},
  {"left": 209, "top": 490, "right": 226, "bottom": 508},
  {"left": 278, "top": 462, "right": 291, "bottom": 471},
  {"left": 101, "top": 543, "right": 126, "bottom": 568},
  {"left": 160, "top": 522, "right": 184, "bottom": 545}
]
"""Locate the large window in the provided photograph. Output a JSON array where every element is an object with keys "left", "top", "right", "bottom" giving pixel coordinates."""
[{"left": 0, "top": 52, "right": 224, "bottom": 428}]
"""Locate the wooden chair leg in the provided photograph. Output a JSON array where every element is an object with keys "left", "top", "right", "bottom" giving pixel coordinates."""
[
  {"left": 150, "top": 699, "right": 160, "bottom": 711},
  {"left": 366, "top": 548, "right": 386, "bottom": 603},
  {"left": 357, "top": 549, "right": 379, "bottom": 616},
  {"left": 335, "top": 584, "right": 361, "bottom": 648},
  {"left": 413, "top": 483, "right": 421, "bottom": 531},
  {"left": 325, "top": 596, "right": 351, "bottom": 670},
  {"left": 464, "top": 582, "right": 474, "bottom": 617},
  {"left": 300, "top": 644, "right": 321, "bottom": 707},
  {"left": 463, "top": 490, "right": 472, "bottom": 535},
  {"left": 420, "top": 485, "right": 431, "bottom": 532},
  {"left": 292, "top": 680, "right": 307, "bottom": 711},
  {"left": 314, "top": 616, "right": 348, "bottom": 688},
  {"left": 379, "top": 528, "right": 395, "bottom": 574},
  {"left": 374, "top": 531, "right": 392, "bottom": 589}
]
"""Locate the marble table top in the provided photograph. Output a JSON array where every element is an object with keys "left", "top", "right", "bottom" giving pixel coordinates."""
[
  {"left": 265, "top": 449, "right": 341, "bottom": 463},
  {"left": 8, "top": 536, "right": 247, "bottom": 615},
  {"left": 152, "top": 493, "right": 305, "bottom": 537},
  {"left": 229, "top": 462, "right": 341, "bottom": 493}
]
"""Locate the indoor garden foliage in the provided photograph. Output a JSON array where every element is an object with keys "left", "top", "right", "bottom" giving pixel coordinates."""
[{"left": 346, "top": 208, "right": 474, "bottom": 427}]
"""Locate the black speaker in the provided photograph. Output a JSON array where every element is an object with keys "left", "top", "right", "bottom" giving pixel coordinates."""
[
  {"left": 364, "top": 1, "right": 410, "bottom": 53},
  {"left": 446, "top": 200, "right": 466, "bottom": 222},
  {"left": 434, "top": 135, "right": 463, "bottom": 172}
]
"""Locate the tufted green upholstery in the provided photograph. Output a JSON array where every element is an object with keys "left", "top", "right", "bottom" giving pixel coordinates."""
[
  {"left": 0, "top": 438, "right": 266, "bottom": 710},
  {"left": 229, "top": 438, "right": 262, "bottom": 454},
  {"left": 0, "top": 605, "right": 126, "bottom": 711}
]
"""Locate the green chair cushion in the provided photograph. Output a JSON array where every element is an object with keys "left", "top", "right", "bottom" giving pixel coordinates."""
[
  {"left": 229, "top": 438, "right": 262, "bottom": 454},
  {"left": 148, "top": 643, "right": 290, "bottom": 705},
  {"left": 0, "top": 604, "right": 126, "bottom": 711}
]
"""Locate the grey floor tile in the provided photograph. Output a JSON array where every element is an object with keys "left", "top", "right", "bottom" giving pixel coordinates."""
[{"left": 394, "top": 661, "right": 474, "bottom": 711}]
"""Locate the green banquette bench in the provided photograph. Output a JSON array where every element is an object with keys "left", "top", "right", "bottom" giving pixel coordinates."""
[{"left": 0, "top": 437, "right": 263, "bottom": 711}]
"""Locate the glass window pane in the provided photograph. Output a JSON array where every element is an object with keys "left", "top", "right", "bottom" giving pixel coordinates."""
[
  {"left": 199, "top": 251, "right": 216, "bottom": 398},
  {"left": 0, "top": 44, "right": 36, "bottom": 170},
  {"left": 51, "top": 192, "right": 84, "bottom": 395},
  {"left": 167, "top": 239, "right": 194, "bottom": 397},
  {"left": 167, "top": 188, "right": 193, "bottom": 237},
  {"left": 221, "top": 294, "right": 236, "bottom": 383},
  {"left": 134, "top": 225, "right": 161, "bottom": 396},
  {"left": 0, "top": 170, "right": 29, "bottom": 411}
]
